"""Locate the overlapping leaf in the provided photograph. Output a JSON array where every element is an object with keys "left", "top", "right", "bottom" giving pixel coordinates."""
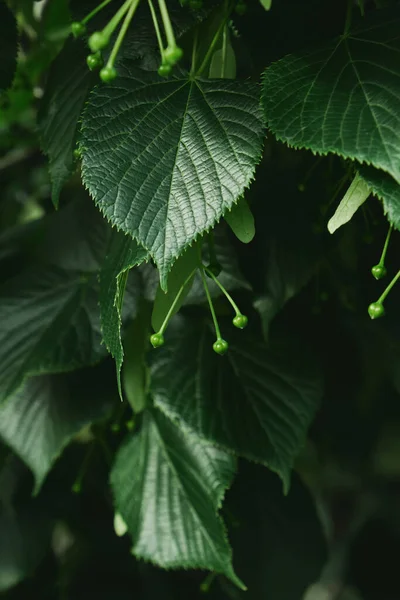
[
  {"left": 81, "top": 64, "right": 264, "bottom": 287},
  {"left": 151, "top": 319, "right": 322, "bottom": 490},
  {"left": 0, "top": 267, "right": 105, "bottom": 403},
  {"left": 99, "top": 230, "right": 149, "bottom": 397},
  {"left": 110, "top": 408, "right": 243, "bottom": 587},
  {"left": 262, "top": 8, "right": 400, "bottom": 183},
  {"left": 359, "top": 166, "right": 400, "bottom": 231},
  {"left": 0, "top": 369, "right": 115, "bottom": 493}
]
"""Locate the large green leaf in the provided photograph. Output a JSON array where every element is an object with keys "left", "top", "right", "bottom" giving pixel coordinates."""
[
  {"left": 0, "top": 1, "right": 18, "bottom": 92},
  {"left": 38, "top": 38, "right": 95, "bottom": 207},
  {"left": 262, "top": 8, "right": 400, "bottom": 184},
  {"left": 99, "top": 230, "right": 149, "bottom": 398},
  {"left": 81, "top": 64, "right": 264, "bottom": 288},
  {"left": 110, "top": 408, "right": 243, "bottom": 588},
  {"left": 359, "top": 166, "right": 400, "bottom": 231},
  {"left": 0, "top": 267, "right": 106, "bottom": 403},
  {"left": 221, "top": 462, "right": 326, "bottom": 600},
  {"left": 150, "top": 318, "right": 322, "bottom": 490},
  {"left": 0, "top": 368, "right": 115, "bottom": 493}
]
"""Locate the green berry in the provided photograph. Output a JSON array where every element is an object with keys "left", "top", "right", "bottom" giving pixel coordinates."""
[
  {"left": 235, "top": 1, "right": 247, "bottom": 15},
  {"left": 189, "top": 0, "right": 203, "bottom": 8},
  {"left": 213, "top": 338, "right": 229, "bottom": 355},
  {"left": 371, "top": 264, "right": 387, "bottom": 280},
  {"left": 233, "top": 314, "right": 248, "bottom": 329},
  {"left": 150, "top": 332, "right": 165, "bottom": 348},
  {"left": 164, "top": 45, "right": 183, "bottom": 65},
  {"left": 86, "top": 52, "right": 103, "bottom": 71},
  {"left": 100, "top": 66, "right": 117, "bottom": 83},
  {"left": 71, "top": 21, "right": 86, "bottom": 38},
  {"left": 73, "top": 148, "right": 82, "bottom": 159},
  {"left": 89, "top": 31, "right": 109, "bottom": 53},
  {"left": 158, "top": 63, "right": 172, "bottom": 77},
  {"left": 206, "top": 262, "right": 222, "bottom": 277},
  {"left": 368, "top": 302, "right": 385, "bottom": 320}
]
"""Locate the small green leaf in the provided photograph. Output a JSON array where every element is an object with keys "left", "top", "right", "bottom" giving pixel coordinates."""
[
  {"left": 0, "top": 267, "right": 106, "bottom": 404},
  {"left": 151, "top": 319, "right": 322, "bottom": 491},
  {"left": 38, "top": 39, "right": 95, "bottom": 207},
  {"left": 0, "top": 369, "right": 115, "bottom": 493},
  {"left": 151, "top": 244, "right": 198, "bottom": 332},
  {"left": 0, "top": 2, "right": 18, "bottom": 92},
  {"left": 224, "top": 198, "right": 255, "bottom": 243},
  {"left": 209, "top": 34, "right": 236, "bottom": 79},
  {"left": 327, "top": 173, "right": 370, "bottom": 234},
  {"left": 99, "top": 231, "right": 149, "bottom": 399},
  {"left": 359, "top": 166, "right": 400, "bottom": 231},
  {"left": 260, "top": 0, "right": 272, "bottom": 9},
  {"left": 110, "top": 408, "right": 244, "bottom": 588},
  {"left": 262, "top": 9, "right": 400, "bottom": 184},
  {"left": 81, "top": 64, "right": 264, "bottom": 288}
]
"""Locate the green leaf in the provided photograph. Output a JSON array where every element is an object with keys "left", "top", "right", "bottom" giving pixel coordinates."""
[
  {"left": 0, "top": 1, "right": 18, "bottom": 92},
  {"left": 260, "top": 0, "right": 272, "bottom": 9},
  {"left": 224, "top": 198, "right": 255, "bottom": 243},
  {"left": 327, "top": 173, "right": 370, "bottom": 234},
  {"left": 99, "top": 230, "right": 149, "bottom": 399},
  {"left": 122, "top": 302, "right": 151, "bottom": 414},
  {"left": 262, "top": 9, "right": 400, "bottom": 184},
  {"left": 38, "top": 39, "right": 95, "bottom": 207},
  {"left": 0, "top": 267, "right": 106, "bottom": 403},
  {"left": 209, "top": 34, "right": 236, "bottom": 79},
  {"left": 150, "top": 319, "right": 322, "bottom": 491},
  {"left": 151, "top": 244, "right": 198, "bottom": 332},
  {"left": 81, "top": 64, "right": 264, "bottom": 288},
  {"left": 359, "top": 166, "right": 400, "bottom": 231},
  {"left": 221, "top": 463, "right": 326, "bottom": 600},
  {"left": 0, "top": 369, "right": 115, "bottom": 493},
  {"left": 110, "top": 408, "right": 244, "bottom": 588}
]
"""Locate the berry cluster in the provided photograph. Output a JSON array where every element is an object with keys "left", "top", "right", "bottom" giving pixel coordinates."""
[
  {"left": 368, "top": 225, "right": 399, "bottom": 320},
  {"left": 150, "top": 246, "right": 248, "bottom": 355},
  {"left": 70, "top": 0, "right": 184, "bottom": 82}
]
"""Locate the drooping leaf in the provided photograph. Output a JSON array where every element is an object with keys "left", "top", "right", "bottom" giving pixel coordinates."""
[
  {"left": 151, "top": 318, "right": 322, "bottom": 490},
  {"left": 0, "top": 267, "right": 105, "bottom": 403},
  {"left": 0, "top": 1, "right": 18, "bottom": 92},
  {"left": 81, "top": 64, "right": 264, "bottom": 288},
  {"left": 99, "top": 230, "right": 149, "bottom": 399},
  {"left": 151, "top": 244, "right": 198, "bottom": 332},
  {"left": 359, "top": 166, "right": 400, "bottom": 231},
  {"left": 221, "top": 462, "right": 326, "bottom": 600},
  {"left": 224, "top": 198, "right": 255, "bottom": 243},
  {"left": 0, "top": 367, "right": 115, "bottom": 493},
  {"left": 110, "top": 408, "right": 244, "bottom": 588},
  {"left": 262, "top": 9, "right": 400, "bottom": 184},
  {"left": 327, "top": 173, "right": 371, "bottom": 234},
  {"left": 38, "top": 38, "right": 95, "bottom": 207},
  {"left": 122, "top": 302, "right": 151, "bottom": 414}
]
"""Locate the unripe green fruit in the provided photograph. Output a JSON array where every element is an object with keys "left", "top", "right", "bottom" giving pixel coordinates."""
[
  {"left": 100, "top": 65, "right": 117, "bottom": 83},
  {"left": 86, "top": 52, "right": 103, "bottom": 71},
  {"left": 371, "top": 264, "right": 387, "bottom": 280},
  {"left": 233, "top": 314, "right": 248, "bottom": 329},
  {"left": 89, "top": 31, "right": 109, "bottom": 53},
  {"left": 158, "top": 63, "right": 172, "bottom": 77},
  {"left": 71, "top": 21, "right": 86, "bottom": 38},
  {"left": 164, "top": 45, "right": 183, "bottom": 65},
  {"left": 150, "top": 332, "right": 165, "bottom": 348},
  {"left": 213, "top": 338, "right": 229, "bottom": 355},
  {"left": 368, "top": 302, "right": 385, "bottom": 320}
]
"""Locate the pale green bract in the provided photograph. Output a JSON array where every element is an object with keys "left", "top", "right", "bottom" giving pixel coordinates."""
[
  {"left": 80, "top": 63, "right": 264, "bottom": 288},
  {"left": 328, "top": 173, "right": 371, "bottom": 234},
  {"left": 110, "top": 408, "right": 244, "bottom": 588},
  {"left": 262, "top": 9, "right": 400, "bottom": 184}
]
